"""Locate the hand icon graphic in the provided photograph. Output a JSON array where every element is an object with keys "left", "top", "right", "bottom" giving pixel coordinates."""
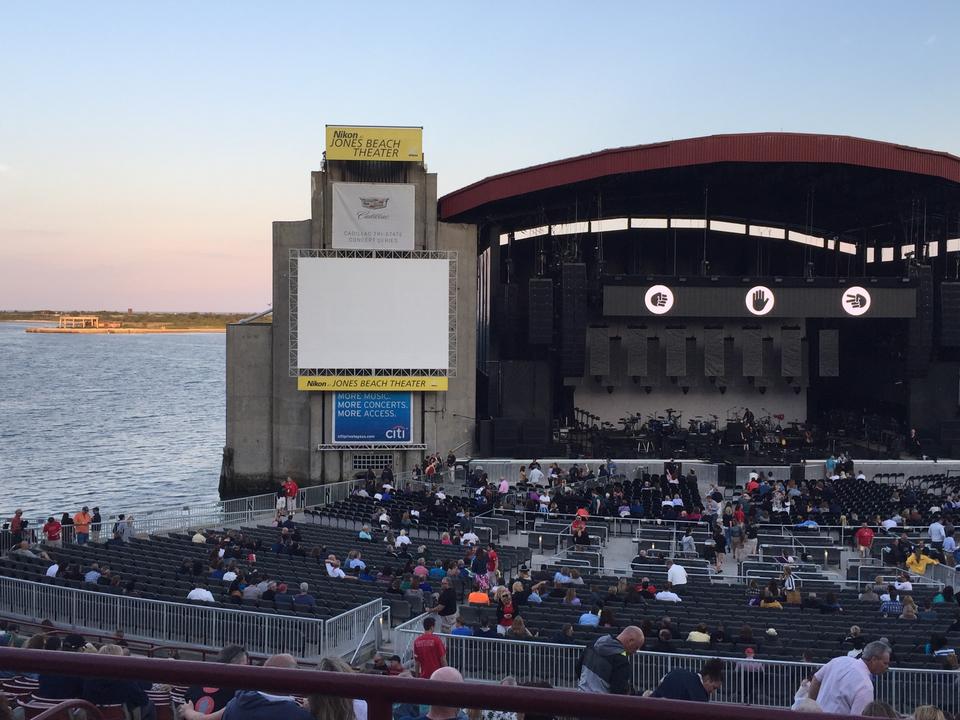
[
  {"left": 651, "top": 292, "right": 668, "bottom": 307},
  {"left": 752, "top": 289, "right": 769, "bottom": 312},
  {"left": 846, "top": 293, "right": 866, "bottom": 309}
]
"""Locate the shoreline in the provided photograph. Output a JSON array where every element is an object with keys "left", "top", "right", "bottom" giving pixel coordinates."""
[{"left": 26, "top": 327, "right": 226, "bottom": 334}]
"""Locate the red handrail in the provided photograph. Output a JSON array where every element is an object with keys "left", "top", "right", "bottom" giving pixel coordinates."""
[
  {"left": 0, "top": 647, "right": 840, "bottom": 720},
  {"left": 32, "top": 699, "right": 104, "bottom": 720}
]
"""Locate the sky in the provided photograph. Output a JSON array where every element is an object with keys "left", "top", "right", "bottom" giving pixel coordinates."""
[{"left": 1, "top": 2, "right": 958, "bottom": 312}]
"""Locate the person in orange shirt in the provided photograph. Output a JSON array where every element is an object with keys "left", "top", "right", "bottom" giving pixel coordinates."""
[{"left": 73, "top": 506, "right": 92, "bottom": 545}]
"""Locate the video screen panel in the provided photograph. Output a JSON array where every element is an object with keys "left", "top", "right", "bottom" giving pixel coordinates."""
[{"left": 297, "top": 256, "right": 450, "bottom": 371}]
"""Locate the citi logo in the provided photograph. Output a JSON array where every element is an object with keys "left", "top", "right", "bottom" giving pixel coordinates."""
[{"left": 385, "top": 426, "right": 407, "bottom": 440}]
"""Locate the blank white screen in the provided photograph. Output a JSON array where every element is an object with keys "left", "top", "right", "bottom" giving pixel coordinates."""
[{"left": 297, "top": 257, "right": 450, "bottom": 370}]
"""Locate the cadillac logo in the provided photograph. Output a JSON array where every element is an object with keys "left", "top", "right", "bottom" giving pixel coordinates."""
[{"left": 360, "top": 197, "right": 389, "bottom": 210}]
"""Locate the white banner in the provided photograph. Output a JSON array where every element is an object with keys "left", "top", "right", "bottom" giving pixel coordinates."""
[{"left": 332, "top": 182, "right": 415, "bottom": 250}]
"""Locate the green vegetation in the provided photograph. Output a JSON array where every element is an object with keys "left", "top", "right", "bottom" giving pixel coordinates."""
[{"left": 0, "top": 310, "right": 252, "bottom": 329}]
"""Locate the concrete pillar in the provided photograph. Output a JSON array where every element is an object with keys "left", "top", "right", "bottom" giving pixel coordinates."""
[
  {"left": 272, "top": 220, "right": 312, "bottom": 484},
  {"left": 222, "top": 323, "right": 273, "bottom": 496}
]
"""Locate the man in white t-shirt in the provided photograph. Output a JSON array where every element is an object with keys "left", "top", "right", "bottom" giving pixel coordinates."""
[
  {"left": 395, "top": 530, "right": 412, "bottom": 548},
  {"left": 807, "top": 641, "right": 891, "bottom": 715},
  {"left": 665, "top": 560, "right": 688, "bottom": 593},
  {"left": 187, "top": 586, "right": 215, "bottom": 602},
  {"left": 893, "top": 573, "right": 913, "bottom": 592},
  {"left": 325, "top": 556, "right": 347, "bottom": 578},
  {"left": 655, "top": 585, "right": 682, "bottom": 603},
  {"left": 528, "top": 466, "right": 545, "bottom": 485},
  {"left": 461, "top": 530, "right": 479, "bottom": 546}
]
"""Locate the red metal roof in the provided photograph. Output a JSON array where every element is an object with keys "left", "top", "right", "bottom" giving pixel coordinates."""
[{"left": 438, "top": 132, "right": 960, "bottom": 220}]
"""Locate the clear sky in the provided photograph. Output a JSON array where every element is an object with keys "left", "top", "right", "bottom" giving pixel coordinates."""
[{"left": 1, "top": 2, "right": 957, "bottom": 311}]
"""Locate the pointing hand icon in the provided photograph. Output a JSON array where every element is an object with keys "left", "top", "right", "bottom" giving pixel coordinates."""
[
  {"left": 846, "top": 293, "right": 866, "bottom": 309},
  {"left": 651, "top": 292, "right": 668, "bottom": 307},
  {"left": 752, "top": 289, "right": 769, "bottom": 312}
]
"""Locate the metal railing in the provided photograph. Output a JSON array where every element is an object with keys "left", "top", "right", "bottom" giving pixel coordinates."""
[
  {"left": 0, "top": 575, "right": 326, "bottom": 659},
  {"left": 392, "top": 615, "right": 959, "bottom": 713},
  {"left": 323, "top": 597, "right": 387, "bottom": 658},
  {"left": 0, "top": 647, "right": 857, "bottom": 720}
]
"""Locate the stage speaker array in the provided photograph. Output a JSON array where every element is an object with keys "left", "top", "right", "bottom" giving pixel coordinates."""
[
  {"left": 819, "top": 328, "right": 839, "bottom": 377},
  {"left": 624, "top": 326, "right": 647, "bottom": 376},
  {"left": 941, "top": 282, "right": 960, "bottom": 347},
  {"left": 560, "top": 264, "right": 588, "bottom": 377},
  {"left": 527, "top": 278, "right": 554, "bottom": 345},
  {"left": 703, "top": 327, "right": 724, "bottom": 377},
  {"left": 907, "top": 266, "right": 933, "bottom": 377},
  {"left": 742, "top": 327, "right": 763, "bottom": 377},
  {"left": 588, "top": 325, "right": 610, "bottom": 377},
  {"left": 502, "top": 283, "right": 522, "bottom": 341},
  {"left": 665, "top": 327, "right": 687, "bottom": 377},
  {"left": 781, "top": 326, "right": 802, "bottom": 378}
]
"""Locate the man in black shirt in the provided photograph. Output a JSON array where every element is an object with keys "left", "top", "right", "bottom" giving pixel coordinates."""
[
  {"left": 427, "top": 577, "right": 458, "bottom": 633},
  {"left": 652, "top": 658, "right": 725, "bottom": 702}
]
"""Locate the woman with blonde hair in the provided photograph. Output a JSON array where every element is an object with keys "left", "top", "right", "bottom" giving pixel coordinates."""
[
  {"left": 912, "top": 706, "right": 946, "bottom": 720},
  {"left": 506, "top": 617, "right": 533, "bottom": 640},
  {"left": 900, "top": 595, "right": 918, "bottom": 620},
  {"left": 562, "top": 588, "right": 581, "bottom": 606},
  {"left": 309, "top": 656, "right": 366, "bottom": 720}
]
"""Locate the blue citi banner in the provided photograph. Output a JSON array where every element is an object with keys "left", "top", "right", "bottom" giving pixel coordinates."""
[{"left": 333, "top": 392, "right": 413, "bottom": 444}]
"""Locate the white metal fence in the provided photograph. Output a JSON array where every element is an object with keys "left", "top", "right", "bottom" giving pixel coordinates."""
[
  {"left": 0, "top": 576, "right": 388, "bottom": 662},
  {"left": 393, "top": 615, "right": 959, "bottom": 713},
  {"left": 0, "top": 576, "right": 326, "bottom": 658}
]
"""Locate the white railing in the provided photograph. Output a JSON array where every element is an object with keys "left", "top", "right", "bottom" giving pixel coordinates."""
[
  {"left": 392, "top": 616, "right": 959, "bottom": 713},
  {"left": 0, "top": 576, "right": 325, "bottom": 659},
  {"left": 323, "top": 597, "right": 386, "bottom": 658}
]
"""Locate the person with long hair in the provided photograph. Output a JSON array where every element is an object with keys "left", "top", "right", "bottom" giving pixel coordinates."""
[{"left": 308, "top": 657, "right": 365, "bottom": 720}]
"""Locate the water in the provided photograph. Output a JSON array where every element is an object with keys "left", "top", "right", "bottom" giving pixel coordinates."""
[{"left": 0, "top": 322, "right": 224, "bottom": 519}]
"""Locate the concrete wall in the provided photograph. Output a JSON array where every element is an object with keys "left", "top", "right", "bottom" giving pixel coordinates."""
[{"left": 223, "top": 323, "right": 273, "bottom": 495}]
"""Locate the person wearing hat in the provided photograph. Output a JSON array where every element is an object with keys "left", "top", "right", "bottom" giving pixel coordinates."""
[{"left": 73, "top": 506, "right": 92, "bottom": 545}]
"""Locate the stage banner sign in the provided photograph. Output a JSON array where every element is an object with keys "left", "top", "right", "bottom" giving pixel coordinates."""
[
  {"left": 333, "top": 392, "right": 413, "bottom": 444},
  {"left": 332, "top": 182, "right": 415, "bottom": 250},
  {"left": 325, "top": 125, "right": 423, "bottom": 162},
  {"left": 298, "top": 376, "right": 448, "bottom": 392}
]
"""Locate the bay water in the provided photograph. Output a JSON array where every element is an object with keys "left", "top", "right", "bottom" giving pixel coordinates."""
[{"left": 0, "top": 322, "right": 224, "bottom": 520}]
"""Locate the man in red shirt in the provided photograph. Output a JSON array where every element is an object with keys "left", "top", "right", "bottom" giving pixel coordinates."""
[
  {"left": 42, "top": 516, "right": 62, "bottom": 547},
  {"left": 282, "top": 477, "right": 299, "bottom": 513},
  {"left": 485, "top": 542, "right": 499, "bottom": 586},
  {"left": 854, "top": 522, "right": 875, "bottom": 558},
  {"left": 9, "top": 510, "right": 25, "bottom": 544},
  {"left": 412, "top": 616, "right": 446, "bottom": 679}
]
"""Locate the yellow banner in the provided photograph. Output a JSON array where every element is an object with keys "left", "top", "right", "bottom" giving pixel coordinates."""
[
  {"left": 325, "top": 126, "right": 423, "bottom": 162},
  {"left": 298, "top": 376, "right": 447, "bottom": 392}
]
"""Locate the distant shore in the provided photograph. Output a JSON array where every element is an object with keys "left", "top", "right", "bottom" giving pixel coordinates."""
[
  {"left": 2, "top": 310, "right": 252, "bottom": 333},
  {"left": 26, "top": 327, "right": 226, "bottom": 334}
]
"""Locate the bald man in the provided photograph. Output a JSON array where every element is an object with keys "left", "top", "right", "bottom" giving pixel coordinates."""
[
  {"left": 577, "top": 625, "right": 645, "bottom": 695},
  {"left": 181, "top": 654, "right": 313, "bottom": 720},
  {"left": 398, "top": 666, "right": 465, "bottom": 720}
]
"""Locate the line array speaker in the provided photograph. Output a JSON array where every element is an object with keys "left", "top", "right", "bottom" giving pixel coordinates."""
[
  {"left": 560, "top": 264, "right": 587, "bottom": 376},
  {"left": 819, "top": 328, "right": 839, "bottom": 377},
  {"left": 588, "top": 325, "right": 610, "bottom": 376},
  {"left": 527, "top": 278, "right": 554, "bottom": 345}
]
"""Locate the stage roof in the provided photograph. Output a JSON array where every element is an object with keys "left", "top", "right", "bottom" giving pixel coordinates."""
[{"left": 438, "top": 133, "right": 960, "bottom": 240}]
